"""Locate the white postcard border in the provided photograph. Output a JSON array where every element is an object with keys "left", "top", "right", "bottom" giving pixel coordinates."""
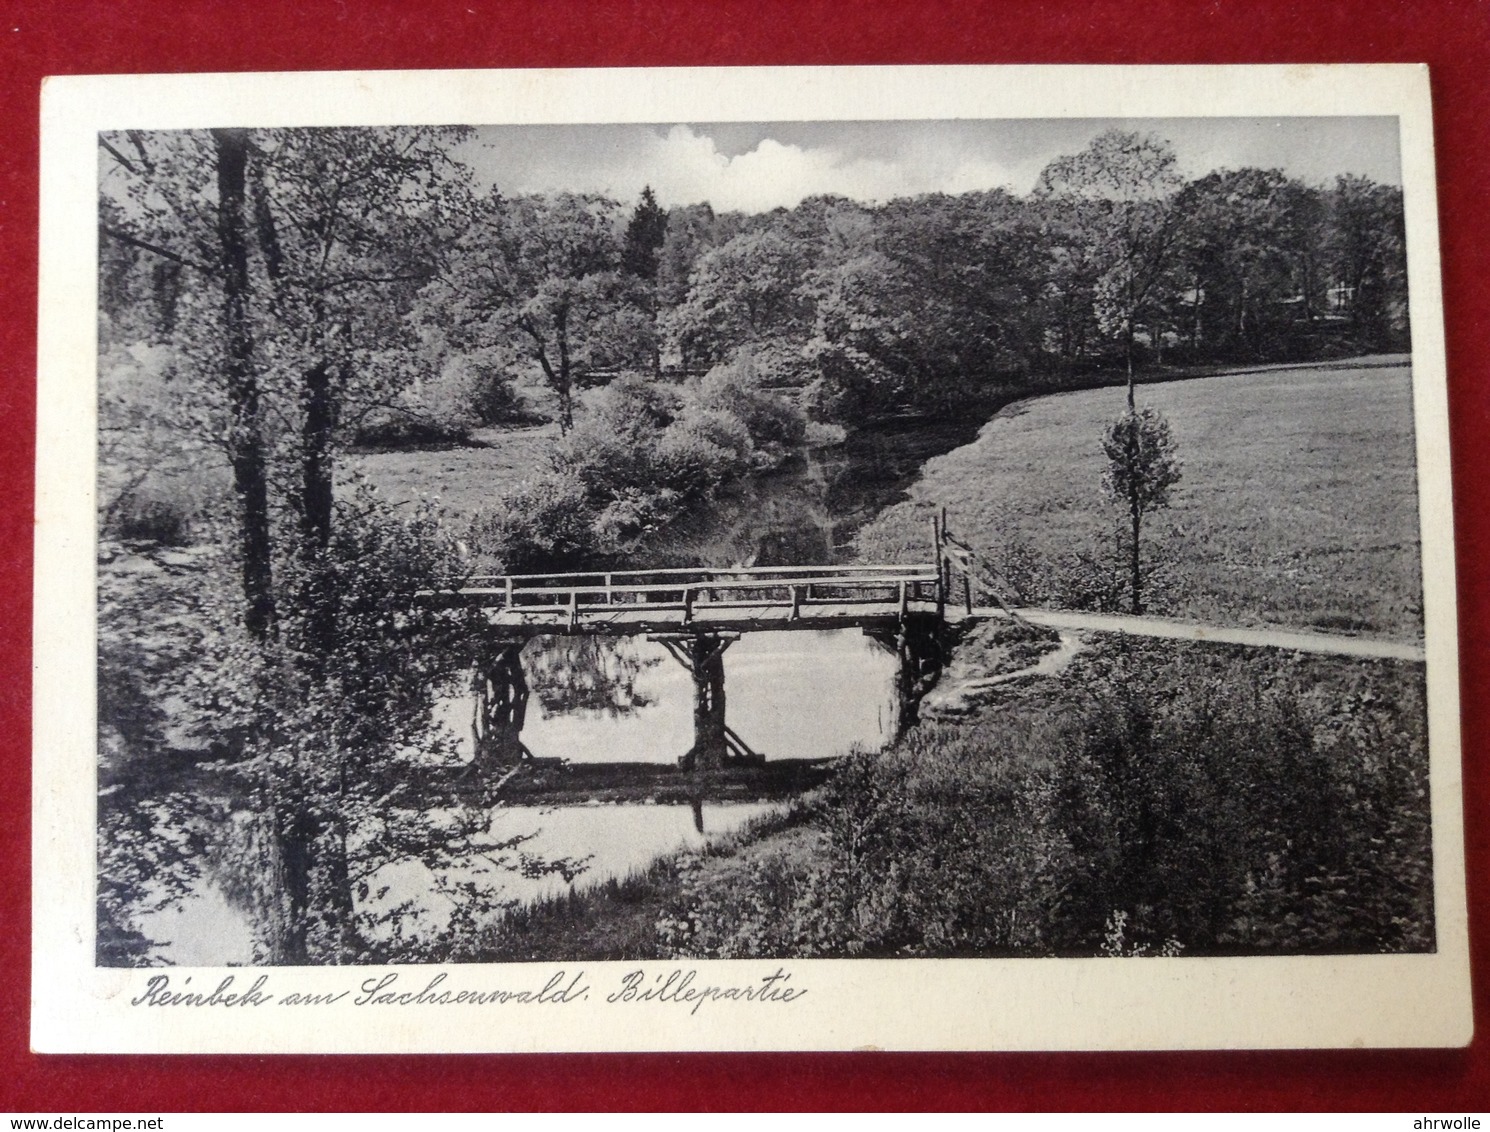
[{"left": 32, "top": 63, "right": 1471, "bottom": 1053}]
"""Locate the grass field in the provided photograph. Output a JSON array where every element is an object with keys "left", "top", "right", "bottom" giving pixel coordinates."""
[
  {"left": 854, "top": 360, "right": 1425, "bottom": 640},
  {"left": 340, "top": 424, "right": 559, "bottom": 528}
]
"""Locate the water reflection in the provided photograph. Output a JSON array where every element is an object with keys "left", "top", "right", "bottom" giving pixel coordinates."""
[
  {"left": 142, "top": 801, "right": 779, "bottom": 965},
  {"left": 526, "top": 635, "right": 659, "bottom": 716},
  {"left": 358, "top": 801, "right": 779, "bottom": 945},
  {"left": 440, "top": 629, "right": 898, "bottom": 766}
]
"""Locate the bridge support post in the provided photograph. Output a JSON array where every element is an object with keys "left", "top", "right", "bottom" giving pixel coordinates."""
[
  {"left": 472, "top": 639, "right": 530, "bottom": 772},
  {"left": 651, "top": 632, "right": 754, "bottom": 771},
  {"left": 867, "top": 617, "right": 945, "bottom": 739}
]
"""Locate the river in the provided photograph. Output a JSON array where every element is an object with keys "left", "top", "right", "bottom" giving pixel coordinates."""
[{"left": 129, "top": 418, "right": 981, "bottom": 966}]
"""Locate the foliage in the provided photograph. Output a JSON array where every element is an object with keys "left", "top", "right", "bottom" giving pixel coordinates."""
[
  {"left": 1102, "top": 405, "right": 1183, "bottom": 614},
  {"left": 1171, "top": 168, "right": 1326, "bottom": 361},
  {"left": 665, "top": 227, "right": 816, "bottom": 367},
  {"left": 423, "top": 191, "right": 653, "bottom": 432},
  {"left": 657, "top": 639, "right": 1433, "bottom": 959},
  {"left": 1102, "top": 407, "right": 1183, "bottom": 512},
  {"left": 1034, "top": 130, "right": 1187, "bottom": 393},
  {"left": 467, "top": 472, "right": 598, "bottom": 575},
  {"left": 469, "top": 368, "right": 807, "bottom": 572},
  {"left": 621, "top": 186, "right": 669, "bottom": 281}
]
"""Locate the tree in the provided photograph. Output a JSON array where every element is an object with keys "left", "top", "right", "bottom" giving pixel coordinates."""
[
  {"left": 664, "top": 226, "right": 816, "bottom": 369},
  {"left": 621, "top": 185, "right": 668, "bottom": 280},
  {"left": 100, "top": 126, "right": 473, "bottom": 639},
  {"left": 1173, "top": 168, "right": 1324, "bottom": 360},
  {"left": 98, "top": 126, "right": 481, "bottom": 965},
  {"left": 621, "top": 186, "right": 669, "bottom": 375},
  {"left": 213, "top": 129, "right": 278, "bottom": 639},
  {"left": 429, "top": 191, "right": 650, "bottom": 433},
  {"left": 1324, "top": 175, "right": 1409, "bottom": 350},
  {"left": 806, "top": 191, "right": 1047, "bottom": 416},
  {"left": 1036, "top": 131, "right": 1187, "bottom": 405},
  {"left": 1102, "top": 406, "right": 1182, "bottom": 614}
]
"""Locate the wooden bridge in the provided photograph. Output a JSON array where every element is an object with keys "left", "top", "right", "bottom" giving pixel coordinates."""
[
  {"left": 423, "top": 561, "right": 965, "bottom": 776},
  {"left": 421, "top": 514, "right": 980, "bottom": 777},
  {"left": 420, "top": 562, "right": 954, "bottom": 635}
]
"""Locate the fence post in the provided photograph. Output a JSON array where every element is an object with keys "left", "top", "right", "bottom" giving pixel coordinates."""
[
  {"left": 899, "top": 579, "right": 908, "bottom": 619},
  {"left": 504, "top": 576, "right": 513, "bottom": 607},
  {"left": 932, "top": 513, "right": 942, "bottom": 599},
  {"left": 605, "top": 573, "right": 613, "bottom": 605},
  {"left": 684, "top": 586, "right": 694, "bottom": 624},
  {"left": 790, "top": 585, "right": 801, "bottom": 621}
]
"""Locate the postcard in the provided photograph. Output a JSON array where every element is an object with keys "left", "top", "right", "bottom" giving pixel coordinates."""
[{"left": 32, "top": 64, "right": 1470, "bottom": 1052}]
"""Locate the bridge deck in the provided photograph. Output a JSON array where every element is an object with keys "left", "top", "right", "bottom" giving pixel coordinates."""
[
  {"left": 420, "top": 564, "right": 947, "bottom": 637},
  {"left": 475, "top": 599, "right": 943, "bottom": 637}
]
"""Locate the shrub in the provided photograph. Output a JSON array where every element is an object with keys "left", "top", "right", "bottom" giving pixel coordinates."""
[
  {"left": 469, "top": 369, "right": 526, "bottom": 425},
  {"left": 350, "top": 356, "right": 506, "bottom": 448},
  {"left": 699, "top": 354, "right": 808, "bottom": 453},
  {"left": 552, "top": 376, "right": 683, "bottom": 500},
  {"left": 105, "top": 473, "right": 216, "bottom": 546},
  {"left": 467, "top": 473, "right": 597, "bottom": 574},
  {"left": 653, "top": 408, "right": 754, "bottom": 498},
  {"left": 111, "top": 493, "right": 195, "bottom": 545},
  {"left": 473, "top": 369, "right": 809, "bottom": 574},
  {"left": 591, "top": 487, "right": 684, "bottom": 551},
  {"left": 657, "top": 640, "right": 1433, "bottom": 959}
]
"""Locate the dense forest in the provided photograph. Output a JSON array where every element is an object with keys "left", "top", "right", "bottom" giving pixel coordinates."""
[
  {"left": 96, "top": 125, "right": 1412, "bottom": 964},
  {"left": 100, "top": 127, "right": 1407, "bottom": 526}
]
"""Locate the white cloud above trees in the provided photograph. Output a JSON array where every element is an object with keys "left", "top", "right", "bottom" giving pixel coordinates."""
[{"left": 462, "top": 118, "right": 1402, "bottom": 214}]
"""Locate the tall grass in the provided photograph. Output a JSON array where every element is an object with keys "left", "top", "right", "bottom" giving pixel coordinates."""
[{"left": 657, "top": 638, "right": 1432, "bottom": 959}]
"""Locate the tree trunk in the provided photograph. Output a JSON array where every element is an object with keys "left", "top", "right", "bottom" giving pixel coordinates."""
[
  {"left": 1130, "top": 499, "right": 1143, "bottom": 615},
  {"left": 300, "top": 359, "right": 338, "bottom": 658},
  {"left": 1191, "top": 271, "right": 1202, "bottom": 353},
  {"left": 213, "top": 128, "right": 275, "bottom": 640},
  {"left": 1125, "top": 322, "right": 1136, "bottom": 410},
  {"left": 278, "top": 803, "right": 354, "bottom": 965},
  {"left": 555, "top": 309, "right": 574, "bottom": 434}
]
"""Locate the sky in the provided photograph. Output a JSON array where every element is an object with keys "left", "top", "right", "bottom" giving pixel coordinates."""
[{"left": 459, "top": 118, "right": 1402, "bottom": 213}]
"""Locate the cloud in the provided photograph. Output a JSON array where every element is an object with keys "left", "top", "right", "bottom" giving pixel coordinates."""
[
  {"left": 466, "top": 124, "right": 1025, "bottom": 212},
  {"left": 462, "top": 119, "right": 1401, "bottom": 214}
]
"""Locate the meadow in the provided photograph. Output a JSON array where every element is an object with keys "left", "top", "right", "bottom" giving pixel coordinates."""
[
  {"left": 855, "top": 359, "right": 1425, "bottom": 640},
  {"left": 341, "top": 424, "right": 560, "bottom": 529}
]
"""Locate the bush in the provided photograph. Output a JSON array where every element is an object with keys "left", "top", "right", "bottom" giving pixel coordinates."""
[
  {"left": 657, "top": 640, "right": 1433, "bottom": 959},
  {"left": 469, "top": 369, "right": 526, "bottom": 425},
  {"left": 698, "top": 354, "right": 808, "bottom": 454},
  {"left": 111, "top": 493, "right": 195, "bottom": 545},
  {"left": 472, "top": 369, "right": 810, "bottom": 573},
  {"left": 105, "top": 473, "right": 216, "bottom": 546},
  {"left": 351, "top": 356, "right": 514, "bottom": 448},
  {"left": 653, "top": 408, "right": 754, "bottom": 497},
  {"left": 552, "top": 376, "right": 683, "bottom": 499},
  {"left": 467, "top": 473, "right": 597, "bottom": 574}
]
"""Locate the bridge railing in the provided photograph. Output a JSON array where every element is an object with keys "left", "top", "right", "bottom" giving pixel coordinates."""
[{"left": 421, "top": 564, "right": 943, "bottom": 620}]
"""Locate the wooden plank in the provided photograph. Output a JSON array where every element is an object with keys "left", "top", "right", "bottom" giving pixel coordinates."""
[{"left": 478, "top": 601, "right": 942, "bottom": 637}]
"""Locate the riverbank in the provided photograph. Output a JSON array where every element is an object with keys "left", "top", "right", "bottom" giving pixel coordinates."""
[
  {"left": 461, "top": 629, "right": 1432, "bottom": 961},
  {"left": 98, "top": 354, "right": 1435, "bottom": 964},
  {"left": 856, "top": 358, "right": 1424, "bottom": 640}
]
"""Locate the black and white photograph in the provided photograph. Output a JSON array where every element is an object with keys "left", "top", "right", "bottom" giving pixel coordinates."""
[{"left": 34, "top": 65, "right": 1470, "bottom": 1052}]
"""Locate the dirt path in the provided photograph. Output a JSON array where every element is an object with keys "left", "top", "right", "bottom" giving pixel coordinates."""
[{"left": 969, "top": 607, "right": 1426, "bottom": 662}]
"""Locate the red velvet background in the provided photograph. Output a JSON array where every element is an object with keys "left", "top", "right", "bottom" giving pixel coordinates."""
[{"left": 2, "top": 0, "right": 1487, "bottom": 1112}]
